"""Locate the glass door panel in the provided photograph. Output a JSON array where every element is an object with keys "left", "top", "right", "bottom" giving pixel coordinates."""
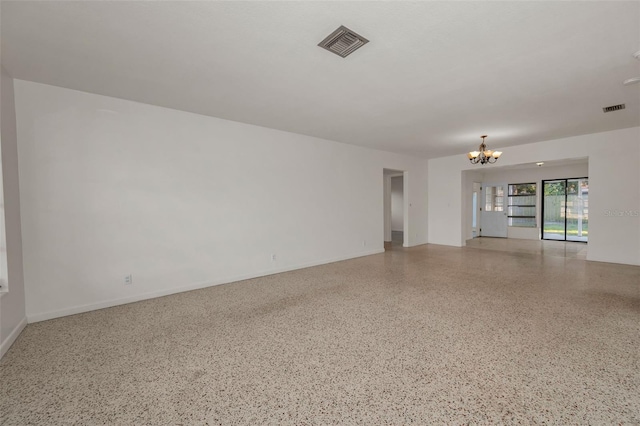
[
  {"left": 566, "top": 178, "right": 588, "bottom": 242},
  {"left": 543, "top": 178, "right": 588, "bottom": 242},
  {"left": 543, "top": 180, "right": 566, "bottom": 240}
]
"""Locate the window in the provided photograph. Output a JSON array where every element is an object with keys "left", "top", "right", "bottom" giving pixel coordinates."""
[
  {"left": 508, "top": 183, "right": 536, "bottom": 227},
  {"left": 485, "top": 186, "right": 504, "bottom": 212}
]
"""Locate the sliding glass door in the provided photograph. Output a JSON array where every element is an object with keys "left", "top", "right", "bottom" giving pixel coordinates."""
[
  {"left": 543, "top": 180, "right": 566, "bottom": 240},
  {"left": 566, "top": 178, "right": 589, "bottom": 242},
  {"left": 542, "top": 178, "right": 588, "bottom": 242}
]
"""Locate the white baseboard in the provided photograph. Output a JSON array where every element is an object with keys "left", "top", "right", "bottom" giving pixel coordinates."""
[
  {"left": 586, "top": 254, "right": 640, "bottom": 266},
  {"left": 27, "top": 248, "right": 385, "bottom": 323},
  {"left": 0, "top": 316, "right": 27, "bottom": 360}
]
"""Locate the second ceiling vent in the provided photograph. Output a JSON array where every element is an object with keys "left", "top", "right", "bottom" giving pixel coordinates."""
[
  {"left": 318, "top": 25, "right": 369, "bottom": 58},
  {"left": 603, "top": 104, "right": 625, "bottom": 113}
]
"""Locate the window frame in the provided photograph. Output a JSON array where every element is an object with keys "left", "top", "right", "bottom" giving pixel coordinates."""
[{"left": 507, "top": 183, "right": 537, "bottom": 228}]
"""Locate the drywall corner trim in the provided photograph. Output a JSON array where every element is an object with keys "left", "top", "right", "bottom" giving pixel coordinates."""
[
  {"left": 27, "top": 248, "right": 385, "bottom": 323},
  {"left": 0, "top": 316, "right": 27, "bottom": 360}
]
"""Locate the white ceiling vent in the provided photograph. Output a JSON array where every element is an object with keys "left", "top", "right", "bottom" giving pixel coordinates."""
[
  {"left": 318, "top": 25, "right": 369, "bottom": 58},
  {"left": 602, "top": 104, "right": 625, "bottom": 113}
]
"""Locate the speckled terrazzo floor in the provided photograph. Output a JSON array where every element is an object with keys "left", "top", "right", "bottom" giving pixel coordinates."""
[
  {"left": 1, "top": 243, "right": 639, "bottom": 425},
  {"left": 465, "top": 237, "right": 588, "bottom": 261}
]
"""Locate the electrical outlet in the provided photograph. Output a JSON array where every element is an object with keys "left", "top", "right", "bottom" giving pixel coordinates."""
[
  {"left": 362, "top": 240, "right": 366, "bottom": 247},
  {"left": 271, "top": 254, "right": 276, "bottom": 261},
  {"left": 124, "top": 274, "right": 132, "bottom": 285}
]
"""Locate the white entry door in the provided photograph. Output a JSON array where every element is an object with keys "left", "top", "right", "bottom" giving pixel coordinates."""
[{"left": 481, "top": 183, "right": 508, "bottom": 238}]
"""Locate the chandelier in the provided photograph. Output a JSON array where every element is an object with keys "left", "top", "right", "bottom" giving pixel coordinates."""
[{"left": 467, "top": 135, "right": 502, "bottom": 165}]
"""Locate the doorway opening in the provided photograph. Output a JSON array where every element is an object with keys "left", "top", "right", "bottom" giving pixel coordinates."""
[
  {"left": 542, "top": 178, "right": 589, "bottom": 242},
  {"left": 390, "top": 175, "right": 404, "bottom": 246},
  {"left": 471, "top": 182, "right": 481, "bottom": 238},
  {"left": 383, "top": 169, "right": 407, "bottom": 249}
]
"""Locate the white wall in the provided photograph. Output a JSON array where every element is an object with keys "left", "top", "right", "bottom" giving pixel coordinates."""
[
  {"left": 391, "top": 176, "right": 403, "bottom": 232},
  {"left": 0, "top": 67, "right": 27, "bottom": 359},
  {"left": 14, "top": 81, "right": 429, "bottom": 322},
  {"left": 429, "top": 127, "right": 640, "bottom": 266},
  {"left": 464, "top": 162, "right": 589, "bottom": 241}
]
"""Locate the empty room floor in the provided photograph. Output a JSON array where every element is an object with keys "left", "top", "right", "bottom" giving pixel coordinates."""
[
  {"left": 465, "top": 237, "right": 588, "bottom": 260},
  {"left": 383, "top": 231, "right": 403, "bottom": 251},
  {"left": 1, "top": 244, "right": 638, "bottom": 424}
]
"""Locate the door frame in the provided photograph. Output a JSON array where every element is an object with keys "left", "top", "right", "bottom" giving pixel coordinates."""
[
  {"left": 480, "top": 182, "right": 508, "bottom": 238},
  {"left": 383, "top": 169, "right": 408, "bottom": 248},
  {"left": 541, "top": 177, "right": 589, "bottom": 243}
]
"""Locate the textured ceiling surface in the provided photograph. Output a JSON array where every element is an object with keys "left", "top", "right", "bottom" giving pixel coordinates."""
[{"left": 2, "top": 1, "right": 639, "bottom": 158}]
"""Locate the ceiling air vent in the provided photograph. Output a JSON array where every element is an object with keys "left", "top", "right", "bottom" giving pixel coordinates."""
[
  {"left": 603, "top": 104, "right": 625, "bottom": 113},
  {"left": 318, "top": 25, "right": 369, "bottom": 58}
]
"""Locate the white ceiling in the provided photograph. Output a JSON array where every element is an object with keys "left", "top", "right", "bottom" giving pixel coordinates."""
[
  {"left": 2, "top": 1, "right": 639, "bottom": 158},
  {"left": 482, "top": 157, "right": 588, "bottom": 172}
]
